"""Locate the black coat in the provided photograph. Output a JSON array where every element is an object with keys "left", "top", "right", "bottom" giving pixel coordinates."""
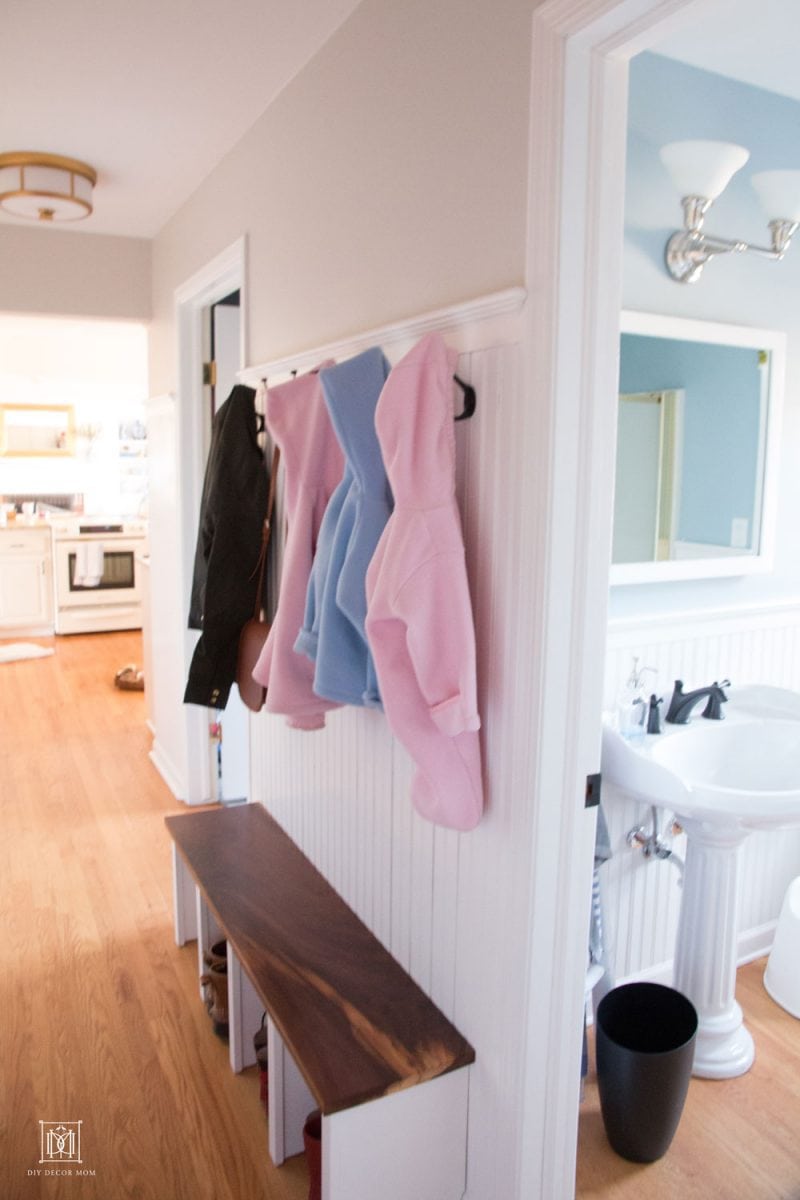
[{"left": 184, "top": 384, "right": 269, "bottom": 709}]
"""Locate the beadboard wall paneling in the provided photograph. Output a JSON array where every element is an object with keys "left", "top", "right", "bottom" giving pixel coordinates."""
[
  {"left": 602, "top": 603, "right": 800, "bottom": 984},
  {"left": 249, "top": 314, "right": 530, "bottom": 1199}
]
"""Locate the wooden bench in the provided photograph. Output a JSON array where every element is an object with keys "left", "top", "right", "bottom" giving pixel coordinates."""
[{"left": 166, "top": 803, "right": 474, "bottom": 1200}]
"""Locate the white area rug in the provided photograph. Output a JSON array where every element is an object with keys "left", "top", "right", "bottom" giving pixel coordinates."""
[{"left": 0, "top": 642, "right": 55, "bottom": 663}]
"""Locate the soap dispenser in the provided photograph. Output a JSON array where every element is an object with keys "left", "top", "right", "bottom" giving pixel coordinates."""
[{"left": 616, "top": 657, "right": 655, "bottom": 740}]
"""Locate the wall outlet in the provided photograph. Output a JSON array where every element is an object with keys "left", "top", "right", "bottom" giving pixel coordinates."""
[{"left": 730, "top": 517, "right": 749, "bottom": 549}]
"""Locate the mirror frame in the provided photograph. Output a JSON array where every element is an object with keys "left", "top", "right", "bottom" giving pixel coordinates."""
[
  {"left": 610, "top": 311, "right": 786, "bottom": 586},
  {"left": 0, "top": 403, "right": 75, "bottom": 457}
]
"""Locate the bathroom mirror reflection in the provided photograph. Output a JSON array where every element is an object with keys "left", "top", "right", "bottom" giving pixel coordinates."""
[{"left": 610, "top": 312, "right": 785, "bottom": 585}]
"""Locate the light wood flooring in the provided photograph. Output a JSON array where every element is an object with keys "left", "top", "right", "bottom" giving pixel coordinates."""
[
  {"left": 577, "top": 961, "right": 800, "bottom": 1199},
  {"left": 5, "top": 631, "right": 800, "bottom": 1199},
  {"left": 0, "top": 631, "right": 308, "bottom": 1200}
]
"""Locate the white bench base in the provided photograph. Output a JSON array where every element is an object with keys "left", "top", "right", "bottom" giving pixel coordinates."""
[{"left": 172, "top": 839, "right": 470, "bottom": 1200}]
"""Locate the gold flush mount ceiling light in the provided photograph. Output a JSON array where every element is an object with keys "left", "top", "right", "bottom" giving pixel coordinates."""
[{"left": 0, "top": 151, "right": 97, "bottom": 222}]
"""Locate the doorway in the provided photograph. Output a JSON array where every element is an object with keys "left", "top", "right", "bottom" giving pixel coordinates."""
[
  {"left": 175, "top": 238, "right": 248, "bottom": 805},
  {"left": 519, "top": 1, "right": 728, "bottom": 1196},
  {"left": 201, "top": 289, "right": 250, "bottom": 803}
]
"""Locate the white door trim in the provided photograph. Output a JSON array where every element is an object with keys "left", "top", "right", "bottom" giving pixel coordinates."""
[
  {"left": 519, "top": 1, "right": 716, "bottom": 1195},
  {"left": 175, "top": 236, "right": 247, "bottom": 804}
]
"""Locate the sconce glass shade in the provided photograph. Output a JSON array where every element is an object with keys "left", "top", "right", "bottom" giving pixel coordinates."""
[
  {"left": 660, "top": 140, "right": 750, "bottom": 201},
  {"left": 0, "top": 151, "right": 96, "bottom": 222},
  {"left": 750, "top": 170, "right": 800, "bottom": 223}
]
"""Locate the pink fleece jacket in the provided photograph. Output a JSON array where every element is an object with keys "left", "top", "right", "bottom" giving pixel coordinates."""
[
  {"left": 252, "top": 366, "right": 343, "bottom": 729},
  {"left": 365, "top": 333, "right": 483, "bottom": 830}
]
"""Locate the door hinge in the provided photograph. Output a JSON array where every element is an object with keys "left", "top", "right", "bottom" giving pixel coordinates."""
[
  {"left": 203, "top": 360, "right": 217, "bottom": 387},
  {"left": 585, "top": 772, "right": 601, "bottom": 809}
]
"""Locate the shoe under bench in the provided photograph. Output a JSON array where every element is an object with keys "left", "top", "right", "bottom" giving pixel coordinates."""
[{"left": 165, "top": 802, "right": 474, "bottom": 1200}]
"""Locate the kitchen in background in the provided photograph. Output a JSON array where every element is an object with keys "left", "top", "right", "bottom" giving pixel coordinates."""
[{"left": 0, "top": 313, "right": 149, "bottom": 636}]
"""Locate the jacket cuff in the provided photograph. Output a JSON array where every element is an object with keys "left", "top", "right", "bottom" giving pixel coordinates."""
[{"left": 429, "top": 694, "right": 481, "bottom": 737}]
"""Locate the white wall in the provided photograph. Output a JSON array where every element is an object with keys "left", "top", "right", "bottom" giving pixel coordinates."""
[
  {"left": 146, "top": 3, "right": 560, "bottom": 1196},
  {"left": 251, "top": 324, "right": 538, "bottom": 1200},
  {"left": 0, "top": 224, "right": 151, "bottom": 320},
  {"left": 149, "top": 0, "right": 534, "bottom": 390}
]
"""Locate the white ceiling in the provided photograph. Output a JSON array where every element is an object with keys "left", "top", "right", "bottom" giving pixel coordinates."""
[
  {"left": 1, "top": 0, "right": 363, "bottom": 239},
  {"left": 2, "top": 0, "right": 797, "bottom": 242},
  {"left": 652, "top": 0, "right": 800, "bottom": 103}
]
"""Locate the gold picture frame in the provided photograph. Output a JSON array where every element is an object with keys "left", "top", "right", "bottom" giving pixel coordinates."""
[{"left": 0, "top": 403, "right": 76, "bottom": 456}]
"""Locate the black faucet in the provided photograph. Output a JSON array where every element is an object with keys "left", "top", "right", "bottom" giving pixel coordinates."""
[{"left": 665, "top": 679, "right": 729, "bottom": 724}]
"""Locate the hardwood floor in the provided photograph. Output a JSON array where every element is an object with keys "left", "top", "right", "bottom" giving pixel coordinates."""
[
  {"left": 0, "top": 632, "right": 308, "bottom": 1200},
  {"left": 577, "top": 961, "right": 800, "bottom": 1200},
  {"left": 6, "top": 631, "right": 799, "bottom": 1199}
]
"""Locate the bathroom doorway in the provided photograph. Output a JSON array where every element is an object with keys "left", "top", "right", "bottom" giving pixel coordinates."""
[
  {"left": 526, "top": 0, "right": 800, "bottom": 1194},
  {"left": 518, "top": 1, "right": 764, "bottom": 1194}
]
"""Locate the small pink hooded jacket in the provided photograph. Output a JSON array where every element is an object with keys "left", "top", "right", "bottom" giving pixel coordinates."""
[
  {"left": 365, "top": 333, "right": 483, "bottom": 830},
  {"left": 252, "top": 366, "right": 343, "bottom": 729}
]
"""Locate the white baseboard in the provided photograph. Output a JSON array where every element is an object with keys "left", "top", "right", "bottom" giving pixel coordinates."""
[
  {"left": 149, "top": 741, "right": 187, "bottom": 802},
  {"left": 737, "top": 920, "right": 777, "bottom": 966}
]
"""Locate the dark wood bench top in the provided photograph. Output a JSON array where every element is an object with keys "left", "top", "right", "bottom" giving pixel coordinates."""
[{"left": 165, "top": 804, "right": 474, "bottom": 1114}]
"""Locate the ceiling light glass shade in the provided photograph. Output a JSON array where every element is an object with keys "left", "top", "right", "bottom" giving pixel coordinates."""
[
  {"left": 750, "top": 170, "right": 800, "bottom": 223},
  {"left": 0, "top": 151, "right": 96, "bottom": 222},
  {"left": 660, "top": 140, "right": 750, "bottom": 201}
]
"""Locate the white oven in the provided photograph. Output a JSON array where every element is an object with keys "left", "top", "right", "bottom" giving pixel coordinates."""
[{"left": 50, "top": 517, "right": 148, "bottom": 634}]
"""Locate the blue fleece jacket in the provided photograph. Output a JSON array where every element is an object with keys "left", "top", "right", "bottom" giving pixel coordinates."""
[{"left": 294, "top": 346, "right": 392, "bottom": 706}]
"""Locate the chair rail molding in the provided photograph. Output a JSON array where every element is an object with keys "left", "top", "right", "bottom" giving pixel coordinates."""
[{"left": 238, "top": 287, "right": 527, "bottom": 384}]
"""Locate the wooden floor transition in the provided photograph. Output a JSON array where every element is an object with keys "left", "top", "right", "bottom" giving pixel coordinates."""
[
  {"left": 0, "top": 631, "right": 308, "bottom": 1200},
  {"left": 577, "top": 961, "right": 800, "bottom": 1199}
]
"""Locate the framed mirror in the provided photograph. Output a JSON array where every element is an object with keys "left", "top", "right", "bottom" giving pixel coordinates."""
[
  {"left": 610, "top": 311, "right": 785, "bottom": 585},
  {"left": 0, "top": 403, "right": 75, "bottom": 456}
]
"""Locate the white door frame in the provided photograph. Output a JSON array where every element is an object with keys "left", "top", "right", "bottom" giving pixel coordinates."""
[
  {"left": 519, "top": 1, "right": 716, "bottom": 1194},
  {"left": 175, "top": 236, "right": 247, "bottom": 804}
]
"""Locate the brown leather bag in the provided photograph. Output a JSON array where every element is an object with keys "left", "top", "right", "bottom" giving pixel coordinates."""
[{"left": 236, "top": 445, "right": 279, "bottom": 712}]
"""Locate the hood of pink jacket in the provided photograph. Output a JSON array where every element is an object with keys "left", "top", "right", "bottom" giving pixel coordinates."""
[{"left": 375, "top": 333, "right": 459, "bottom": 508}]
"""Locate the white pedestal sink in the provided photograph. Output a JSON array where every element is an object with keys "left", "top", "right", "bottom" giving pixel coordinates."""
[{"left": 602, "top": 684, "right": 800, "bottom": 1080}]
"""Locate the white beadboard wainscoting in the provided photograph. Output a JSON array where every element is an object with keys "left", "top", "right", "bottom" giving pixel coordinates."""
[
  {"left": 248, "top": 293, "right": 539, "bottom": 1200},
  {"left": 601, "top": 602, "right": 800, "bottom": 986}
]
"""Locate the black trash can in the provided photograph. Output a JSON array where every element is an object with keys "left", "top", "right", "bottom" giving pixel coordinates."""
[{"left": 595, "top": 981, "right": 698, "bottom": 1163}]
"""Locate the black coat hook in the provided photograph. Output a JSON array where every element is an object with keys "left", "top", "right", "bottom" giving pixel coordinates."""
[
  {"left": 255, "top": 380, "right": 267, "bottom": 433},
  {"left": 453, "top": 374, "right": 476, "bottom": 421}
]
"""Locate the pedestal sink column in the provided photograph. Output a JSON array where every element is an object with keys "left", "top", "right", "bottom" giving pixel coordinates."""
[{"left": 673, "top": 819, "right": 753, "bottom": 1079}]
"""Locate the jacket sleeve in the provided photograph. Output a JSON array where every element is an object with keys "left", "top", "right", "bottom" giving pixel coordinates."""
[
  {"left": 392, "top": 552, "right": 481, "bottom": 737},
  {"left": 294, "top": 471, "right": 350, "bottom": 663}
]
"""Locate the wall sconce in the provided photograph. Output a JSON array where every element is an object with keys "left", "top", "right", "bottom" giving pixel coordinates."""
[{"left": 661, "top": 140, "right": 800, "bottom": 284}]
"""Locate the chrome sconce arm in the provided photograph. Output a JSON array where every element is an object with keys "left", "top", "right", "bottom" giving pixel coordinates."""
[
  {"left": 660, "top": 142, "right": 800, "bottom": 284},
  {"left": 665, "top": 195, "right": 800, "bottom": 284}
]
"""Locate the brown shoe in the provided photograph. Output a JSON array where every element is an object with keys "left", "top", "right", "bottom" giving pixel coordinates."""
[
  {"left": 202, "top": 939, "right": 227, "bottom": 970},
  {"left": 114, "top": 664, "right": 144, "bottom": 691},
  {"left": 200, "top": 961, "right": 229, "bottom": 1038}
]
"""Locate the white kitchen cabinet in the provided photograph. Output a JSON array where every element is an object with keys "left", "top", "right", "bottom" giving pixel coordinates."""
[{"left": 0, "top": 526, "right": 54, "bottom": 634}]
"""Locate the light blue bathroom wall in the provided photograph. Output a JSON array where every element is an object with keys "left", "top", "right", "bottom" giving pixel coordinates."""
[
  {"left": 613, "top": 52, "right": 800, "bottom": 620},
  {"left": 619, "top": 333, "right": 762, "bottom": 547}
]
